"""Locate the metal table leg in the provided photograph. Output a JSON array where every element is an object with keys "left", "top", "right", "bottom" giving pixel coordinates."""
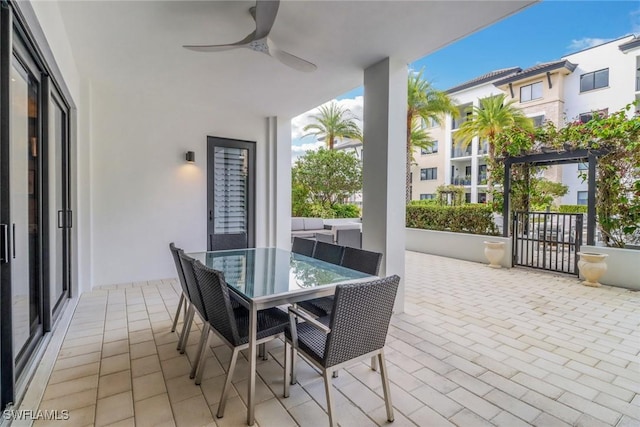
[{"left": 247, "top": 304, "right": 258, "bottom": 425}]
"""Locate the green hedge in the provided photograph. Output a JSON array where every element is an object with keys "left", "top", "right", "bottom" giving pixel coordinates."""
[
  {"left": 558, "top": 205, "right": 588, "bottom": 214},
  {"left": 406, "top": 204, "right": 499, "bottom": 236}
]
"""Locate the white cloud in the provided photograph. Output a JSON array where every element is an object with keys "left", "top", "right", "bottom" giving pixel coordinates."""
[
  {"left": 567, "top": 37, "right": 612, "bottom": 52},
  {"left": 291, "top": 141, "right": 324, "bottom": 153},
  {"left": 291, "top": 96, "right": 364, "bottom": 141}
]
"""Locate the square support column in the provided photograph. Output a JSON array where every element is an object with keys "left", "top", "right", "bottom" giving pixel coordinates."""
[
  {"left": 362, "top": 58, "right": 407, "bottom": 312},
  {"left": 265, "top": 116, "right": 292, "bottom": 249}
]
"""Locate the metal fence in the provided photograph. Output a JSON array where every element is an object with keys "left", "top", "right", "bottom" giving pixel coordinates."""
[{"left": 512, "top": 212, "right": 583, "bottom": 275}]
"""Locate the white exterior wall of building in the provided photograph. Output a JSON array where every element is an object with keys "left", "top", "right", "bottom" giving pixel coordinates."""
[
  {"left": 446, "top": 84, "right": 502, "bottom": 203},
  {"left": 560, "top": 35, "right": 638, "bottom": 206}
]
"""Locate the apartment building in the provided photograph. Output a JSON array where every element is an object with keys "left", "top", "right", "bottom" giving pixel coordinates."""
[{"left": 411, "top": 34, "right": 640, "bottom": 205}]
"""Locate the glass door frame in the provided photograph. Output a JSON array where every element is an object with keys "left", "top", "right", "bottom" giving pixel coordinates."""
[
  {"left": 207, "top": 136, "right": 256, "bottom": 251},
  {"left": 0, "top": 2, "right": 74, "bottom": 408}
]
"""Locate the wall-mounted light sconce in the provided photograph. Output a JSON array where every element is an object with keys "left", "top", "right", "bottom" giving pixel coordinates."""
[{"left": 185, "top": 151, "right": 195, "bottom": 163}]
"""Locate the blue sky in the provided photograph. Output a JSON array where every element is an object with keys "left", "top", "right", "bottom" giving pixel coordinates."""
[{"left": 293, "top": 1, "right": 640, "bottom": 156}]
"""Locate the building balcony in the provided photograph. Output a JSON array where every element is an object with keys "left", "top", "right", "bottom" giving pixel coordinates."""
[
  {"left": 451, "top": 146, "right": 472, "bottom": 158},
  {"left": 451, "top": 176, "right": 471, "bottom": 186}
]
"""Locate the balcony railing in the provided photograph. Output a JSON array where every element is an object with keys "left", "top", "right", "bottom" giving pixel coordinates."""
[
  {"left": 478, "top": 142, "right": 489, "bottom": 155},
  {"left": 451, "top": 146, "right": 472, "bottom": 158},
  {"left": 451, "top": 176, "right": 471, "bottom": 186},
  {"left": 478, "top": 174, "right": 487, "bottom": 185},
  {"left": 452, "top": 117, "right": 466, "bottom": 130},
  {"left": 636, "top": 76, "right": 640, "bottom": 92}
]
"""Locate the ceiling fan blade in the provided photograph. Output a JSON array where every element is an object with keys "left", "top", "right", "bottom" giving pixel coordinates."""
[
  {"left": 183, "top": 28, "right": 258, "bottom": 52},
  {"left": 252, "top": 0, "right": 280, "bottom": 40},
  {"left": 268, "top": 43, "right": 317, "bottom": 72},
  {"left": 183, "top": 43, "right": 246, "bottom": 53}
]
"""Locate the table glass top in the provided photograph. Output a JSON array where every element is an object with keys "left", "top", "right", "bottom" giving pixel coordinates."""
[{"left": 188, "top": 247, "right": 371, "bottom": 300}]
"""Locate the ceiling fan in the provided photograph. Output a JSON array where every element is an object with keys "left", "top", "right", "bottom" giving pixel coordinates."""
[{"left": 183, "top": 0, "right": 317, "bottom": 73}]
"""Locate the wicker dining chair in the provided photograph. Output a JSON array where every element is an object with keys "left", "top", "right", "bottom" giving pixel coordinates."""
[
  {"left": 312, "top": 241, "right": 345, "bottom": 265},
  {"left": 291, "top": 237, "right": 316, "bottom": 257},
  {"left": 298, "top": 247, "right": 383, "bottom": 317},
  {"left": 168, "top": 243, "right": 189, "bottom": 332},
  {"left": 190, "top": 260, "right": 289, "bottom": 418},
  {"left": 177, "top": 251, "right": 210, "bottom": 363},
  {"left": 284, "top": 275, "right": 400, "bottom": 427}
]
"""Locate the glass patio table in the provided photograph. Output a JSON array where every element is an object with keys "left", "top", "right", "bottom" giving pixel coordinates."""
[{"left": 188, "top": 247, "right": 374, "bottom": 425}]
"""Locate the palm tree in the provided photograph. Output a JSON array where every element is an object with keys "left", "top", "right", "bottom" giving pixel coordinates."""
[
  {"left": 406, "top": 70, "right": 458, "bottom": 202},
  {"left": 303, "top": 102, "right": 362, "bottom": 150},
  {"left": 455, "top": 94, "right": 534, "bottom": 193}
]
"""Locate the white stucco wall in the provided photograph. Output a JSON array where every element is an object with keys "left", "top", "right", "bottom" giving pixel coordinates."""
[
  {"left": 32, "top": 1, "right": 291, "bottom": 288},
  {"left": 89, "top": 82, "right": 271, "bottom": 286},
  {"left": 563, "top": 36, "right": 637, "bottom": 121}
]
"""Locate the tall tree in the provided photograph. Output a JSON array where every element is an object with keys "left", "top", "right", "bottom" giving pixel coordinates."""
[
  {"left": 456, "top": 94, "right": 534, "bottom": 195},
  {"left": 303, "top": 102, "right": 362, "bottom": 150},
  {"left": 406, "top": 70, "right": 458, "bottom": 203}
]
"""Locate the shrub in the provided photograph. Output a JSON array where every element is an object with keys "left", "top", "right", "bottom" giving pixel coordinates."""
[
  {"left": 558, "top": 205, "right": 588, "bottom": 214},
  {"left": 331, "top": 203, "right": 360, "bottom": 218},
  {"left": 406, "top": 204, "right": 499, "bottom": 235}
]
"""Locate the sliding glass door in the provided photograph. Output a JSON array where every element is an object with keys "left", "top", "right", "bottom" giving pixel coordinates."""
[
  {"left": 0, "top": 8, "right": 73, "bottom": 408},
  {"left": 9, "top": 43, "right": 43, "bottom": 372}
]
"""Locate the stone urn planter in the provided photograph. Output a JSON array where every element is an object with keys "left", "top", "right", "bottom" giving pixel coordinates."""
[
  {"left": 577, "top": 252, "right": 609, "bottom": 287},
  {"left": 484, "top": 241, "right": 505, "bottom": 268}
]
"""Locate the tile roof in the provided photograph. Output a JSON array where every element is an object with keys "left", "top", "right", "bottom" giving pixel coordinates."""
[
  {"left": 445, "top": 67, "right": 521, "bottom": 94},
  {"left": 493, "top": 60, "right": 577, "bottom": 86}
]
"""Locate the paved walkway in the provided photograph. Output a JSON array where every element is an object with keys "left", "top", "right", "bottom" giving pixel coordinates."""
[{"left": 34, "top": 252, "right": 639, "bottom": 426}]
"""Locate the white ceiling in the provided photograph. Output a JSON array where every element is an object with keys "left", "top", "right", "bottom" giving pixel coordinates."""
[{"left": 57, "top": 0, "right": 536, "bottom": 118}]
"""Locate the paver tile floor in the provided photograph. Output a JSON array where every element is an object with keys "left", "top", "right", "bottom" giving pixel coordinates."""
[{"left": 34, "top": 251, "right": 639, "bottom": 426}]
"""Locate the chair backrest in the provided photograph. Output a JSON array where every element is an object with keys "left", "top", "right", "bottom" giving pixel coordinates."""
[
  {"left": 169, "top": 243, "right": 190, "bottom": 298},
  {"left": 178, "top": 252, "right": 207, "bottom": 321},
  {"left": 192, "top": 260, "right": 241, "bottom": 346},
  {"left": 323, "top": 275, "right": 400, "bottom": 368},
  {"left": 340, "top": 247, "right": 383, "bottom": 275},
  {"left": 313, "top": 241, "right": 345, "bottom": 265},
  {"left": 291, "top": 237, "right": 316, "bottom": 257}
]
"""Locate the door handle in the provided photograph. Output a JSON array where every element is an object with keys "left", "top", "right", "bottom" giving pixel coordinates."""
[
  {"left": 0, "top": 224, "right": 7, "bottom": 264},
  {"left": 58, "top": 210, "right": 64, "bottom": 228},
  {"left": 12, "top": 223, "right": 16, "bottom": 258},
  {"left": 67, "top": 210, "right": 73, "bottom": 228}
]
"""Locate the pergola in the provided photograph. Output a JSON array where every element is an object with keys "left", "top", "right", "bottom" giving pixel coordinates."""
[{"left": 502, "top": 148, "right": 605, "bottom": 245}]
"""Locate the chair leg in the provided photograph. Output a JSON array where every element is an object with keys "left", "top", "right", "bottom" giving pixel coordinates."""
[
  {"left": 190, "top": 323, "right": 210, "bottom": 379},
  {"left": 194, "top": 330, "right": 211, "bottom": 385},
  {"left": 258, "top": 343, "right": 268, "bottom": 360},
  {"left": 370, "top": 355, "right": 378, "bottom": 371},
  {"left": 283, "top": 342, "right": 291, "bottom": 398},
  {"left": 378, "top": 351, "right": 394, "bottom": 422},
  {"left": 216, "top": 348, "right": 240, "bottom": 418},
  {"left": 171, "top": 293, "right": 184, "bottom": 333},
  {"left": 177, "top": 304, "right": 194, "bottom": 352},
  {"left": 290, "top": 342, "right": 297, "bottom": 385},
  {"left": 323, "top": 369, "right": 337, "bottom": 427}
]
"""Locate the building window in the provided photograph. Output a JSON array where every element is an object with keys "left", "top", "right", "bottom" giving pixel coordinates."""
[
  {"left": 520, "top": 82, "right": 543, "bottom": 102},
  {"left": 579, "top": 109, "right": 608, "bottom": 123},
  {"left": 578, "top": 162, "right": 588, "bottom": 170},
  {"left": 532, "top": 115, "right": 545, "bottom": 127},
  {"left": 580, "top": 68, "right": 609, "bottom": 92},
  {"left": 420, "top": 193, "right": 435, "bottom": 200},
  {"left": 421, "top": 141, "right": 438, "bottom": 155},
  {"left": 577, "top": 191, "right": 588, "bottom": 205},
  {"left": 420, "top": 167, "right": 437, "bottom": 180}
]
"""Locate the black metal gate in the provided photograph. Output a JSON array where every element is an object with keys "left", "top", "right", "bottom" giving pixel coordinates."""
[{"left": 512, "top": 212, "right": 583, "bottom": 275}]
